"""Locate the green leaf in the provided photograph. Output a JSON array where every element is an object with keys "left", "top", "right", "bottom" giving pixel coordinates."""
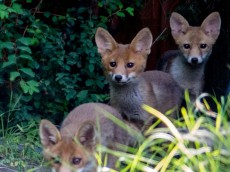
[
  {"left": 0, "top": 4, "right": 8, "bottom": 10},
  {"left": 98, "top": 2, "right": 103, "bottom": 7},
  {"left": 27, "top": 80, "right": 39, "bottom": 87},
  {"left": 77, "top": 7, "right": 87, "bottom": 13},
  {"left": 2, "top": 54, "right": 16, "bottom": 68},
  {"left": 10, "top": 71, "right": 20, "bottom": 81},
  {"left": 17, "top": 46, "right": 32, "bottom": 54},
  {"left": 0, "top": 42, "right": 14, "bottom": 50},
  {"left": 100, "top": 16, "right": 108, "bottom": 23},
  {"left": 77, "top": 90, "right": 88, "bottom": 99},
  {"left": 88, "top": 21, "right": 94, "bottom": 28},
  {"left": 19, "top": 68, "right": 35, "bottom": 77},
  {"left": 85, "top": 79, "right": 93, "bottom": 86},
  {"left": 0, "top": 10, "right": 9, "bottom": 19},
  {"left": 125, "top": 7, "right": 134, "bottom": 16},
  {"left": 88, "top": 64, "right": 94, "bottom": 73},
  {"left": 56, "top": 73, "right": 66, "bottom": 81},
  {"left": 20, "top": 80, "right": 29, "bottom": 94},
  {"left": 19, "top": 54, "right": 33, "bottom": 61},
  {"left": 17, "top": 37, "right": 32, "bottom": 46},
  {"left": 52, "top": 16, "right": 57, "bottom": 23},
  {"left": 30, "top": 38, "right": 39, "bottom": 46},
  {"left": 116, "top": 11, "right": 125, "bottom": 17},
  {"left": 44, "top": 12, "right": 51, "bottom": 18},
  {"left": 20, "top": 80, "right": 39, "bottom": 95},
  {"left": 118, "top": 2, "right": 124, "bottom": 9},
  {"left": 28, "top": 80, "right": 40, "bottom": 95},
  {"left": 12, "top": 3, "right": 23, "bottom": 14}
]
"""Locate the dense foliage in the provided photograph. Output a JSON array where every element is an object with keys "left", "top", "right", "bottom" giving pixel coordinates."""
[{"left": 0, "top": 0, "right": 140, "bottom": 127}]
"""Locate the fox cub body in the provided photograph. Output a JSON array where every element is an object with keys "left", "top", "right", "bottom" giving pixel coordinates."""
[
  {"left": 158, "top": 12, "right": 221, "bottom": 101},
  {"left": 95, "top": 27, "right": 182, "bottom": 129},
  {"left": 39, "top": 103, "right": 139, "bottom": 172}
]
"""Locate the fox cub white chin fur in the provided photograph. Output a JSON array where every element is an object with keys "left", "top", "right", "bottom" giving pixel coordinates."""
[
  {"left": 158, "top": 12, "right": 221, "bottom": 101},
  {"left": 39, "top": 103, "right": 139, "bottom": 172},
  {"left": 95, "top": 27, "right": 183, "bottom": 129}
]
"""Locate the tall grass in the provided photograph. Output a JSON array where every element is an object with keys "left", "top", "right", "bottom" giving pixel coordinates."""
[
  {"left": 0, "top": 93, "right": 229, "bottom": 171},
  {"left": 0, "top": 91, "right": 43, "bottom": 171},
  {"left": 99, "top": 93, "right": 230, "bottom": 172}
]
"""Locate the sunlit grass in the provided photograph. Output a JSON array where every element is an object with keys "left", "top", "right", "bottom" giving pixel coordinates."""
[
  {"left": 98, "top": 93, "right": 230, "bottom": 172},
  {"left": 0, "top": 93, "right": 229, "bottom": 171}
]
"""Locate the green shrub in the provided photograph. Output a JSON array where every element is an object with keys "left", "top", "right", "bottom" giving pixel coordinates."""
[{"left": 0, "top": 0, "right": 140, "bottom": 127}]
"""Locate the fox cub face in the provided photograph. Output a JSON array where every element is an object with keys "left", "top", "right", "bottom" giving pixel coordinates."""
[
  {"left": 40, "top": 120, "right": 97, "bottom": 172},
  {"left": 95, "top": 27, "right": 152, "bottom": 85},
  {"left": 170, "top": 12, "right": 221, "bottom": 65}
]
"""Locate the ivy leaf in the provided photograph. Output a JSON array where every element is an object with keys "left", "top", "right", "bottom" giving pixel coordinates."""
[
  {"left": 77, "top": 90, "right": 88, "bottom": 101},
  {"left": 116, "top": 11, "right": 125, "bottom": 17},
  {"left": 2, "top": 54, "right": 16, "bottom": 68},
  {"left": 20, "top": 80, "right": 29, "bottom": 94},
  {"left": 19, "top": 68, "right": 35, "bottom": 77},
  {"left": 12, "top": 3, "right": 23, "bottom": 14},
  {"left": 125, "top": 7, "right": 134, "bottom": 16},
  {"left": 20, "top": 80, "right": 39, "bottom": 95},
  {"left": 88, "top": 64, "right": 94, "bottom": 73},
  {"left": 19, "top": 54, "right": 33, "bottom": 61},
  {"left": 44, "top": 12, "right": 51, "bottom": 18},
  {"left": 0, "top": 42, "right": 14, "bottom": 50},
  {"left": 52, "top": 16, "right": 57, "bottom": 23},
  {"left": 77, "top": 7, "right": 87, "bottom": 13},
  {"left": 85, "top": 79, "right": 93, "bottom": 86},
  {"left": 17, "top": 37, "right": 32, "bottom": 46},
  {"left": 17, "top": 46, "right": 32, "bottom": 54},
  {"left": 27, "top": 80, "right": 39, "bottom": 95},
  {"left": 10, "top": 71, "right": 20, "bottom": 81}
]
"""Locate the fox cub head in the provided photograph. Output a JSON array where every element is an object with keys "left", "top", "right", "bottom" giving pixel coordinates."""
[
  {"left": 40, "top": 119, "right": 97, "bottom": 172},
  {"left": 170, "top": 12, "right": 221, "bottom": 65},
  {"left": 95, "top": 27, "right": 152, "bottom": 85}
]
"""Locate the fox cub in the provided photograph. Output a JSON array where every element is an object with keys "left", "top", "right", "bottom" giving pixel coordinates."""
[
  {"left": 158, "top": 12, "right": 221, "bottom": 101},
  {"left": 95, "top": 27, "right": 182, "bottom": 129},
  {"left": 39, "top": 103, "right": 139, "bottom": 172}
]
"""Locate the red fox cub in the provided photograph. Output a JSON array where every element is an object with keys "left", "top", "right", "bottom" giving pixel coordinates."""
[
  {"left": 39, "top": 103, "right": 139, "bottom": 172},
  {"left": 158, "top": 12, "right": 221, "bottom": 101},
  {"left": 95, "top": 27, "right": 182, "bottom": 129}
]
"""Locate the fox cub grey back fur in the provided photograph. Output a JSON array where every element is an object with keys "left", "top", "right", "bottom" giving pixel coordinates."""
[
  {"left": 95, "top": 27, "right": 183, "bottom": 129},
  {"left": 39, "top": 103, "right": 140, "bottom": 172},
  {"left": 158, "top": 12, "right": 221, "bottom": 101}
]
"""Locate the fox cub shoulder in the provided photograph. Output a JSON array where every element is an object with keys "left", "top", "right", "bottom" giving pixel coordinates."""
[
  {"left": 39, "top": 103, "right": 139, "bottom": 172},
  {"left": 95, "top": 27, "right": 183, "bottom": 129}
]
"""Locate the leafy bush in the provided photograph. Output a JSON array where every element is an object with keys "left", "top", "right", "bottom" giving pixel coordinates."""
[{"left": 0, "top": 0, "right": 140, "bottom": 127}]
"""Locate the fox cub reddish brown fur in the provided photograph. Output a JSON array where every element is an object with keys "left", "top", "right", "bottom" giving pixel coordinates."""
[
  {"left": 158, "top": 12, "right": 221, "bottom": 101},
  {"left": 40, "top": 103, "right": 139, "bottom": 172},
  {"left": 95, "top": 27, "right": 183, "bottom": 129}
]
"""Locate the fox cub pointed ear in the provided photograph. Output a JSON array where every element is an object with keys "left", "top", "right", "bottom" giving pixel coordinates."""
[
  {"left": 95, "top": 27, "right": 118, "bottom": 56},
  {"left": 201, "top": 12, "right": 221, "bottom": 40},
  {"left": 170, "top": 12, "right": 189, "bottom": 38},
  {"left": 39, "top": 119, "right": 61, "bottom": 148},
  {"left": 130, "top": 28, "right": 153, "bottom": 55},
  {"left": 77, "top": 122, "right": 96, "bottom": 150}
]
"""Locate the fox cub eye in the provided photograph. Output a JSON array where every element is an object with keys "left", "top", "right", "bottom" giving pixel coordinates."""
[
  {"left": 200, "top": 44, "right": 207, "bottom": 49},
  {"left": 72, "top": 157, "right": 82, "bottom": 165},
  {"left": 183, "top": 44, "right": 190, "bottom": 49},
  {"left": 110, "top": 62, "right": 116, "bottom": 67},
  {"left": 127, "top": 62, "right": 134, "bottom": 68}
]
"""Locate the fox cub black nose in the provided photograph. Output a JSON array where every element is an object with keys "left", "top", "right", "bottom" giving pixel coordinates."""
[
  {"left": 115, "top": 75, "right": 122, "bottom": 82},
  {"left": 191, "top": 57, "right": 199, "bottom": 64}
]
